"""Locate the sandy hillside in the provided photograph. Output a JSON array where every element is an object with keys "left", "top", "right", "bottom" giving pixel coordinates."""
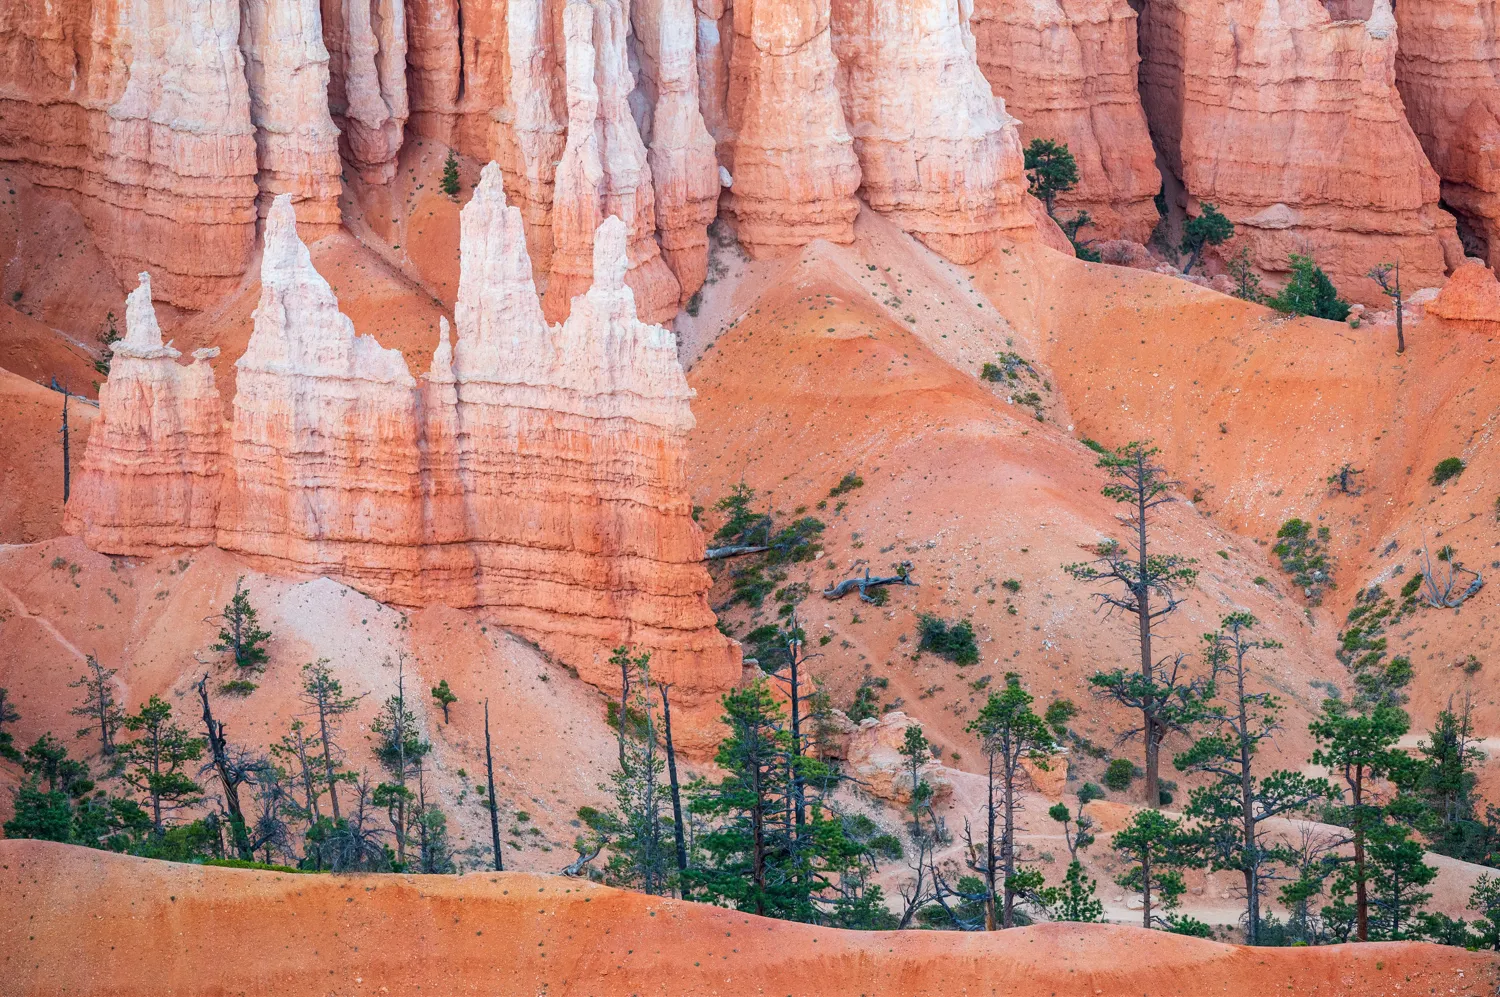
[
  {"left": 0, "top": 368, "right": 94, "bottom": 543},
  {"left": 2, "top": 840, "right": 1494, "bottom": 997}
]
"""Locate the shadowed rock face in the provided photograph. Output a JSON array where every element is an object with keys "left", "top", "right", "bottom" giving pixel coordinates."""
[
  {"left": 1137, "top": 0, "right": 1463, "bottom": 302},
  {"left": 67, "top": 175, "right": 739, "bottom": 750},
  {"left": 322, "top": 0, "right": 409, "bottom": 182},
  {"left": 970, "top": 0, "right": 1162, "bottom": 243},
  {"left": 1395, "top": 0, "right": 1500, "bottom": 268}
]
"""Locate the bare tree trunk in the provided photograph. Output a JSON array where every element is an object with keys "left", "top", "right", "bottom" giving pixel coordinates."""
[
  {"left": 1142, "top": 851, "right": 1153, "bottom": 929},
  {"left": 197, "top": 675, "right": 252, "bottom": 859},
  {"left": 985, "top": 750, "right": 998, "bottom": 931},
  {"left": 658, "top": 683, "right": 688, "bottom": 877},
  {"left": 1353, "top": 764, "right": 1368, "bottom": 942},
  {"left": 1136, "top": 457, "right": 1159, "bottom": 808},
  {"left": 1001, "top": 762, "right": 1017, "bottom": 929},
  {"left": 316, "top": 698, "right": 342, "bottom": 822},
  {"left": 60, "top": 391, "right": 70, "bottom": 504},
  {"left": 484, "top": 699, "right": 503, "bottom": 872}
]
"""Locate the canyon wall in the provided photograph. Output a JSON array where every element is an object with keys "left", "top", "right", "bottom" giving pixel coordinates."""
[
  {"left": 1137, "top": 0, "right": 1462, "bottom": 299},
  {"left": 1395, "top": 0, "right": 1500, "bottom": 268},
  {"left": 970, "top": 0, "right": 1160, "bottom": 243},
  {"left": 67, "top": 175, "right": 739, "bottom": 747}
]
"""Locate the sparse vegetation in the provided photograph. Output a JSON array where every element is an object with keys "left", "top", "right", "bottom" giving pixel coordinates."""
[
  {"left": 1272, "top": 518, "right": 1333, "bottom": 604},
  {"left": 916, "top": 614, "right": 979, "bottom": 666},
  {"left": 1430, "top": 457, "right": 1466, "bottom": 487}
]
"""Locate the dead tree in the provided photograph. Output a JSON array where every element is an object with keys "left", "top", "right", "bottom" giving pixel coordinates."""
[
  {"left": 484, "top": 698, "right": 504, "bottom": 872},
  {"left": 60, "top": 388, "right": 70, "bottom": 503},
  {"left": 1418, "top": 543, "right": 1484, "bottom": 609},
  {"left": 656, "top": 682, "right": 688, "bottom": 876},
  {"left": 197, "top": 674, "right": 254, "bottom": 860},
  {"left": 1368, "top": 262, "right": 1404, "bottom": 354},
  {"left": 822, "top": 562, "right": 917, "bottom": 602}
]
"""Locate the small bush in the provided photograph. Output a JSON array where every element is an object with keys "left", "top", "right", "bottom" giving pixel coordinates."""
[
  {"left": 1103, "top": 758, "right": 1137, "bottom": 792},
  {"left": 829, "top": 472, "right": 865, "bottom": 497},
  {"left": 847, "top": 674, "right": 889, "bottom": 722},
  {"left": 1430, "top": 457, "right": 1466, "bottom": 486},
  {"left": 917, "top": 615, "right": 979, "bottom": 665},
  {"left": 218, "top": 679, "right": 258, "bottom": 697},
  {"left": 684, "top": 291, "right": 702, "bottom": 317},
  {"left": 1001, "top": 578, "right": 1021, "bottom": 593}
]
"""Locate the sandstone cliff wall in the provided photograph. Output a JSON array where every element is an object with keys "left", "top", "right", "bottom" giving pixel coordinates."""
[{"left": 1137, "top": 0, "right": 1461, "bottom": 300}]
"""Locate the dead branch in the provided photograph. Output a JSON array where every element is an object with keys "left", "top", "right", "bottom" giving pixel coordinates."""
[
  {"left": 1419, "top": 543, "right": 1484, "bottom": 609},
  {"left": 823, "top": 562, "right": 917, "bottom": 602},
  {"left": 705, "top": 544, "right": 771, "bottom": 560}
]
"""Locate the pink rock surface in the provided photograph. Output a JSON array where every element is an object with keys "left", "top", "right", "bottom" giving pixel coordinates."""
[
  {"left": 240, "top": 0, "right": 344, "bottom": 232},
  {"left": 1395, "top": 0, "right": 1500, "bottom": 269},
  {"left": 543, "top": 0, "right": 681, "bottom": 323},
  {"left": 64, "top": 273, "right": 225, "bottom": 551},
  {"left": 829, "top": 0, "right": 1031, "bottom": 263},
  {"left": 722, "top": 0, "right": 862, "bottom": 257},
  {"left": 322, "top": 0, "right": 409, "bottom": 182},
  {"left": 0, "top": 0, "right": 260, "bottom": 310},
  {"left": 970, "top": 0, "right": 1161, "bottom": 242},
  {"left": 1137, "top": 0, "right": 1461, "bottom": 302},
  {"left": 1427, "top": 257, "right": 1500, "bottom": 332}
]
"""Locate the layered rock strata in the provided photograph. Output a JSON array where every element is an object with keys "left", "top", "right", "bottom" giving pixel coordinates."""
[
  {"left": 322, "top": 0, "right": 410, "bottom": 182},
  {"left": 970, "top": 0, "right": 1161, "bottom": 242},
  {"left": 632, "top": 0, "right": 721, "bottom": 300},
  {"left": 240, "top": 0, "right": 345, "bottom": 230},
  {"left": 0, "top": 0, "right": 260, "bottom": 309},
  {"left": 830, "top": 0, "right": 1030, "bottom": 263},
  {"left": 544, "top": 0, "right": 681, "bottom": 323},
  {"left": 722, "top": 0, "right": 863, "bottom": 256},
  {"left": 72, "top": 175, "right": 738, "bottom": 747},
  {"left": 1137, "top": 0, "right": 1461, "bottom": 299},
  {"left": 1394, "top": 0, "right": 1500, "bottom": 267},
  {"left": 64, "top": 273, "right": 225, "bottom": 552}
]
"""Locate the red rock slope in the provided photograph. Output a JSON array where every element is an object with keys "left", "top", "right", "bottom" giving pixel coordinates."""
[{"left": 1, "top": 840, "right": 1494, "bottom": 996}]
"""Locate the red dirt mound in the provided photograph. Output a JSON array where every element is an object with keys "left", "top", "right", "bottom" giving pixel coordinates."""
[{"left": 2, "top": 840, "right": 1494, "bottom": 996}]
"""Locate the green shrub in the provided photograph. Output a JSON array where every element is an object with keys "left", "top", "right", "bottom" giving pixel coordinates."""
[
  {"left": 917, "top": 615, "right": 979, "bottom": 665},
  {"left": 1268, "top": 254, "right": 1350, "bottom": 321},
  {"left": 829, "top": 472, "right": 864, "bottom": 497},
  {"left": 1272, "top": 518, "right": 1332, "bottom": 604},
  {"left": 1103, "top": 758, "right": 1137, "bottom": 792},
  {"left": 1001, "top": 578, "right": 1021, "bottom": 593},
  {"left": 1430, "top": 457, "right": 1466, "bottom": 486},
  {"left": 218, "top": 679, "right": 258, "bottom": 696}
]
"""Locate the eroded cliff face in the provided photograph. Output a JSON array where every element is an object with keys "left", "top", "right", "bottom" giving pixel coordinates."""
[
  {"left": 721, "top": 0, "right": 863, "bottom": 257},
  {"left": 240, "top": 0, "right": 344, "bottom": 231},
  {"left": 829, "top": 0, "right": 1031, "bottom": 263},
  {"left": 970, "top": 0, "right": 1160, "bottom": 242},
  {"left": 544, "top": 0, "right": 681, "bottom": 324},
  {"left": 68, "top": 175, "right": 739, "bottom": 747},
  {"left": 1137, "top": 0, "right": 1461, "bottom": 299},
  {"left": 322, "top": 0, "right": 410, "bottom": 182},
  {"left": 64, "top": 273, "right": 225, "bottom": 552},
  {"left": 0, "top": 0, "right": 260, "bottom": 310},
  {"left": 1395, "top": 0, "right": 1500, "bottom": 268}
]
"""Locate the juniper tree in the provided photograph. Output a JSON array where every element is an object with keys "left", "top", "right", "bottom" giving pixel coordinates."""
[
  {"left": 1066, "top": 440, "right": 1200, "bottom": 807},
  {"left": 120, "top": 694, "right": 205, "bottom": 836},
  {"left": 212, "top": 578, "right": 272, "bottom": 670},
  {"left": 300, "top": 658, "right": 361, "bottom": 821},
  {"left": 965, "top": 674, "right": 1058, "bottom": 929},
  {"left": 1174, "top": 613, "right": 1331, "bottom": 943},
  {"left": 69, "top": 655, "right": 122, "bottom": 757}
]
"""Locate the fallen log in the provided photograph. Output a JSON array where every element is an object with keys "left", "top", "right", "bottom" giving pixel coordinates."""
[{"left": 823, "top": 563, "right": 917, "bottom": 602}]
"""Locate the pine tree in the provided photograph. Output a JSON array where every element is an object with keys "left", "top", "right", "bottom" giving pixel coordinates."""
[
  {"left": 120, "top": 695, "right": 205, "bottom": 836},
  {"left": 370, "top": 656, "right": 430, "bottom": 868},
  {"left": 1111, "top": 808, "right": 1204, "bottom": 929},
  {"left": 1270, "top": 254, "right": 1350, "bottom": 321},
  {"left": 1179, "top": 202, "right": 1233, "bottom": 275},
  {"left": 1023, "top": 139, "right": 1080, "bottom": 217},
  {"left": 0, "top": 686, "right": 20, "bottom": 763},
  {"left": 300, "top": 658, "right": 361, "bottom": 822},
  {"left": 1175, "top": 613, "right": 1331, "bottom": 943},
  {"left": 1066, "top": 440, "right": 1201, "bottom": 807},
  {"left": 1309, "top": 700, "right": 1409, "bottom": 941},
  {"left": 430, "top": 678, "right": 457, "bottom": 723},
  {"left": 212, "top": 578, "right": 272, "bottom": 670},
  {"left": 966, "top": 674, "right": 1057, "bottom": 929},
  {"left": 69, "top": 655, "right": 122, "bottom": 757},
  {"left": 441, "top": 150, "right": 461, "bottom": 199}
]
